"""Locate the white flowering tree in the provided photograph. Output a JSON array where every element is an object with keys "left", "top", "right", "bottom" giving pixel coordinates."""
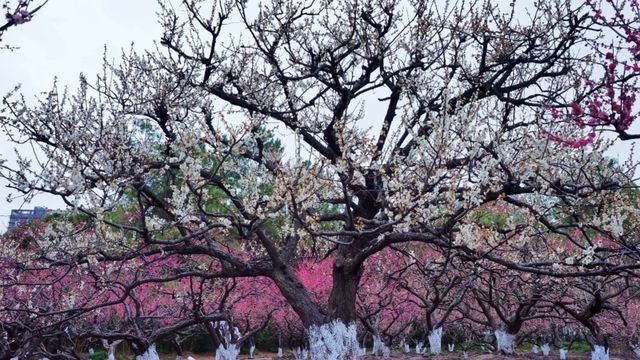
[{"left": 1, "top": 0, "right": 640, "bottom": 358}]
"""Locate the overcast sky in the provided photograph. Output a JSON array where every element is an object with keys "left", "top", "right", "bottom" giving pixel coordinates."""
[{"left": 0, "top": 0, "right": 638, "bottom": 231}]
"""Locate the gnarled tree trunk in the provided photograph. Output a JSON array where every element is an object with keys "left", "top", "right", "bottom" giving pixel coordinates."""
[{"left": 327, "top": 254, "right": 363, "bottom": 324}]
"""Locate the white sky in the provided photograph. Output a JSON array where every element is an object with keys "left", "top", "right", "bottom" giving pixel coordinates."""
[{"left": 0, "top": 0, "right": 637, "bottom": 231}]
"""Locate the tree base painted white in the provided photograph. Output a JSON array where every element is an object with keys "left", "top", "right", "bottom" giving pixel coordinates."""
[
  {"left": 494, "top": 330, "right": 516, "bottom": 354},
  {"left": 249, "top": 345, "right": 256, "bottom": 358},
  {"left": 634, "top": 346, "right": 640, "bottom": 358},
  {"left": 560, "top": 348, "right": 568, "bottom": 360},
  {"left": 293, "top": 347, "right": 308, "bottom": 360},
  {"left": 215, "top": 343, "right": 239, "bottom": 360},
  {"left": 101, "top": 339, "right": 122, "bottom": 360},
  {"left": 428, "top": 327, "right": 443, "bottom": 355},
  {"left": 382, "top": 347, "right": 390, "bottom": 358},
  {"left": 135, "top": 344, "right": 159, "bottom": 360},
  {"left": 402, "top": 340, "right": 410, "bottom": 353},
  {"left": 415, "top": 342, "right": 426, "bottom": 354},
  {"left": 277, "top": 347, "right": 283, "bottom": 358},
  {"left": 542, "top": 343, "right": 550, "bottom": 356},
  {"left": 372, "top": 335, "right": 389, "bottom": 356},
  {"left": 591, "top": 345, "right": 609, "bottom": 360},
  {"left": 533, "top": 344, "right": 540, "bottom": 354},
  {"left": 108, "top": 346, "right": 118, "bottom": 360},
  {"left": 448, "top": 343, "right": 455, "bottom": 352},
  {"left": 308, "top": 320, "right": 360, "bottom": 360}
]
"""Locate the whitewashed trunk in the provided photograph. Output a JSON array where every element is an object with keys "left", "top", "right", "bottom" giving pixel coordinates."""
[
  {"left": 591, "top": 345, "right": 609, "bottom": 360},
  {"left": 249, "top": 344, "right": 256, "bottom": 358},
  {"left": 402, "top": 341, "right": 410, "bottom": 353},
  {"left": 135, "top": 344, "right": 160, "bottom": 360},
  {"left": 308, "top": 321, "right": 360, "bottom": 360},
  {"left": 494, "top": 330, "right": 516, "bottom": 354},
  {"left": 448, "top": 343, "right": 455, "bottom": 352},
  {"left": 542, "top": 343, "right": 550, "bottom": 356},
  {"left": 372, "top": 335, "right": 389, "bottom": 356},
  {"left": 215, "top": 343, "right": 239, "bottom": 360},
  {"left": 560, "top": 348, "right": 568, "bottom": 360},
  {"left": 532, "top": 344, "right": 540, "bottom": 354},
  {"left": 415, "top": 342, "right": 426, "bottom": 354},
  {"left": 102, "top": 339, "right": 122, "bottom": 360},
  {"left": 634, "top": 346, "right": 640, "bottom": 358},
  {"left": 277, "top": 347, "right": 283, "bottom": 358},
  {"left": 107, "top": 344, "right": 117, "bottom": 360},
  {"left": 293, "top": 347, "right": 309, "bottom": 360},
  {"left": 428, "top": 327, "right": 443, "bottom": 355}
]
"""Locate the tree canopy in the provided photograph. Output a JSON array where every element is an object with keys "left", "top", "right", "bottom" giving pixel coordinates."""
[{"left": 1, "top": 0, "right": 640, "bottom": 359}]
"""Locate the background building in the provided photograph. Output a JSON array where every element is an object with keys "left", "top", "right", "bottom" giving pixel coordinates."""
[{"left": 8, "top": 207, "right": 49, "bottom": 228}]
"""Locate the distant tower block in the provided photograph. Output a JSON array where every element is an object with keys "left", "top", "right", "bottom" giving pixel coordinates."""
[{"left": 8, "top": 207, "right": 49, "bottom": 228}]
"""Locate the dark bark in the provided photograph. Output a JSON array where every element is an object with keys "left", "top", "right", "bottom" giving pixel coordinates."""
[
  {"left": 327, "top": 252, "right": 363, "bottom": 324},
  {"left": 173, "top": 339, "right": 183, "bottom": 358},
  {"left": 270, "top": 265, "right": 326, "bottom": 327}
]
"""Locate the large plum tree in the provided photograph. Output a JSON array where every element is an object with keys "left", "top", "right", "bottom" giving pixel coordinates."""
[{"left": 1, "top": 0, "right": 639, "bottom": 358}]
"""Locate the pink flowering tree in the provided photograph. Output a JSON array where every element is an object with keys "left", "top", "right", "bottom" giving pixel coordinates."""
[
  {"left": 466, "top": 264, "right": 555, "bottom": 354},
  {"left": 622, "top": 298, "right": 640, "bottom": 352},
  {"left": 392, "top": 246, "right": 469, "bottom": 346},
  {"left": 356, "top": 249, "right": 418, "bottom": 347},
  {"left": 0, "top": 221, "right": 99, "bottom": 359},
  {"left": 199, "top": 275, "right": 276, "bottom": 355},
  {"left": 0, "top": 221, "right": 235, "bottom": 360},
  {"left": 0, "top": 0, "right": 47, "bottom": 47},
  {"left": 543, "top": 0, "right": 640, "bottom": 143},
  {"left": 545, "top": 272, "right": 634, "bottom": 353}
]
